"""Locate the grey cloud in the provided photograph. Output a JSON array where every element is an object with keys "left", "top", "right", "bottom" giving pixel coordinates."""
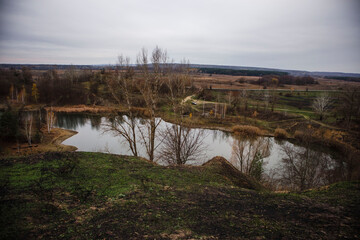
[{"left": 0, "top": 0, "right": 359, "bottom": 72}]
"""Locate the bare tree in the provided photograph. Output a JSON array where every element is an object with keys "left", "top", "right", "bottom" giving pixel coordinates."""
[
  {"left": 46, "top": 107, "right": 55, "bottom": 133},
  {"left": 339, "top": 87, "right": 360, "bottom": 129},
  {"left": 312, "top": 93, "right": 332, "bottom": 121},
  {"left": 136, "top": 47, "right": 167, "bottom": 161},
  {"left": 270, "top": 90, "right": 278, "bottom": 112},
  {"left": 104, "top": 55, "right": 139, "bottom": 156},
  {"left": 241, "top": 89, "right": 248, "bottom": 112},
  {"left": 24, "top": 112, "right": 33, "bottom": 146},
  {"left": 263, "top": 90, "right": 270, "bottom": 112},
  {"left": 159, "top": 60, "right": 207, "bottom": 165},
  {"left": 231, "top": 136, "right": 271, "bottom": 180}
]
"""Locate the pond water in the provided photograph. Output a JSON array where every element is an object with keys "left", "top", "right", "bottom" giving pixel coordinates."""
[{"left": 54, "top": 113, "right": 316, "bottom": 174}]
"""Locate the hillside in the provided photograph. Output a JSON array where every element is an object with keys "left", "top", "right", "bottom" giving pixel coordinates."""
[{"left": 1, "top": 152, "right": 359, "bottom": 239}]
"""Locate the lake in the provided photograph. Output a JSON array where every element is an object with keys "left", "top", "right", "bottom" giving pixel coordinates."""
[{"left": 54, "top": 113, "right": 330, "bottom": 175}]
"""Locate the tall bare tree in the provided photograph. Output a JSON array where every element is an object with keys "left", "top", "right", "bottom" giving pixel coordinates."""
[
  {"left": 46, "top": 107, "right": 55, "bottom": 134},
  {"left": 263, "top": 90, "right": 270, "bottom": 112},
  {"left": 270, "top": 90, "right": 278, "bottom": 112},
  {"left": 136, "top": 47, "right": 167, "bottom": 161},
  {"left": 24, "top": 112, "right": 33, "bottom": 146},
  {"left": 340, "top": 87, "right": 360, "bottom": 129},
  {"left": 159, "top": 60, "right": 206, "bottom": 165},
  {"left": 104, "top": 55, "right": 139, "bottom": 156},
  {"left": 312, "top": 93, "right": 332, "bottom": 121}
]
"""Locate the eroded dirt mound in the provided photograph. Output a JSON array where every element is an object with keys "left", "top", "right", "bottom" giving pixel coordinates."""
[{"left": 203, "top": 156, "right": 263, "bottom": 190}]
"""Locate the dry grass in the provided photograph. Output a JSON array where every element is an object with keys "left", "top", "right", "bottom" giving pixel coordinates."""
[
  {"left": 231, "top": 125, "right": 263, "bottom": 137},
  {"left": 46, "top": 105, "right": 118, "bottom": 113},
  {"left": 193, "top": 73, "right": 360, "bottom": 91},
  {"left": 274, "top": 128, "right": 289, "bottom": 139},
  {"left": 294, "top": 130, "right": 304, "bottom": 139}
]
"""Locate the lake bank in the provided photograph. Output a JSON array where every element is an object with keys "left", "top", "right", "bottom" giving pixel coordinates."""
[{"left": 1, "top": 127, "right": 77, "bottom": 157}]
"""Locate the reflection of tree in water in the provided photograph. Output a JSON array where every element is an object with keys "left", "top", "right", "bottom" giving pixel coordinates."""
[
  {"left": 159, "top": 125, "right": 207, "bottom": 165},
  {"left": 103, "top": 114, "right": 143, "bottom": 157},
  {"left": 231, "top": 136, "right": 272, "bottom": 180},
  {"left": 277, "top": 142, "right": 339, "bottom": 191},
  {"left": 89, "top": 115, "right": 101, "bottom": 130},
  {"left": 212, "top": 130, "right": 218, "bottom": 142},
  {"left": 265, "top": 137, "right": 345, "bottom": 191},
  {"left": 55, "top": 113, "right": 88, "bottom": 130},
  {"left": 211, "top": 129, "right": 230, "bottom": 142}
]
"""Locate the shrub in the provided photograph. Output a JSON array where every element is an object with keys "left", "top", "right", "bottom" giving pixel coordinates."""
[
  {"left": 232, "top": 125, "right": 262, "bottom": 137},
  {"left": 274, "top": 128, "right": 288, "bottom": 139},
  {"left": 294, "top": 130, "right": 304, "bottom": 140}
]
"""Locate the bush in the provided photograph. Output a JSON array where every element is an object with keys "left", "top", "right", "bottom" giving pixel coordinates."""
[
  {"left": 232, "top": 125, "right": 262, "bottom": 137},
  {"left": 274, "top": 128, "right": 288, "bottom": 139},
  {"left": 294, "top": 130, "right": 304, "bottom": 140}
]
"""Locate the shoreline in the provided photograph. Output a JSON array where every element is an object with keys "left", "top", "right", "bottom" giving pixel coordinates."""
[{"left": 1, "top": 127, "right": 78, "bottom": 157}]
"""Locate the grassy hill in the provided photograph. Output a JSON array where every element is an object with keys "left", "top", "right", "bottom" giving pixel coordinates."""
[{"left": 1, "top": 152, "right": 359, "bottom": 239}]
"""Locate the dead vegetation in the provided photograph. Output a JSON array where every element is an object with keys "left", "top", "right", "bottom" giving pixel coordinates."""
[
  {"left": 45, "top": 105, "right": 118, "bottom": 113},
  {"left": 274, "top": 128, "right": 289, "bottom": 139},
  {"left": 231, "top": 125, "right": 263, "bottom": 137}
]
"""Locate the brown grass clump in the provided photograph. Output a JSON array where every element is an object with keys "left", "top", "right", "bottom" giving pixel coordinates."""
[
  {"left": 274, "top": 128, "right": 288, "bottom": 139},
  {"left": 294, "top": 130, "right": 304, "bottom": 140},
  {"left": 231, "top": 125, "right": 262, "bottom": 137},
  {"left": 46, "top": 105, "right": 116, "bottom": 113}
]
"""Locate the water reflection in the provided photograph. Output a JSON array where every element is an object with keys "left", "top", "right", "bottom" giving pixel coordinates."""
[
  {"left": 55, "top": 113, "right": 88, "bottom": 130},
  {"left": 230, "top": 136, "right": 272, "bottom": 180},
  {"left": 90, "top": 115, "right": 102, "bottom": 130},
  {"left": 54, "top": 113, "right": 340, "bottom": 188}
]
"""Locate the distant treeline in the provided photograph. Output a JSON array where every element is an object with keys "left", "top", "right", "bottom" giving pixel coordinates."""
[
  {"left": 0, "top": 67, "right": 105, "bottom": 105},
  {"left": 239, "top": 74, "right": 317, "bottom": 87},
  {"left": 198, "top": 68, "right": 288, "bottom": 76},
  {"left": 0, "top": 64, "right": 107, "bottom": 71},
  {"left": 261, "top": 75, "right": 316, "bottom": 86},
  {"left": 325, "top": 76, "right": 360, "bottom": 82}
]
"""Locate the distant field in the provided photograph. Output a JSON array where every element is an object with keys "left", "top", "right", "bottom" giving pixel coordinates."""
[{"left": 193, "top": 73, "right": 360, "bottom": 91}]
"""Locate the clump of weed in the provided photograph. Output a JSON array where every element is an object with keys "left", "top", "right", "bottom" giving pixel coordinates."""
[
  {"left": 293, "top": 130, "right": 304, "bottom": 140},
  {"left": 274, "top": 128, "right": 288, "bottom": 139},
  {"left": 232, "top": 125, "right": 262, "bottom": 137}
]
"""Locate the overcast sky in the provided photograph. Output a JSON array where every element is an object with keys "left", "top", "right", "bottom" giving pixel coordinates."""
[{"left": 0, "top": 0, "right": 359, "bottom": 73}]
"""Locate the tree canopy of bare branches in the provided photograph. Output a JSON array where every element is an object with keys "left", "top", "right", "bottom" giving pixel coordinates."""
[
  {"left": 339, "top": 87, "right": 360, "bottom": 129},
  {"left": 136, "top": 47, "right": 169, "bottom": 161},
  {"left": 158, "top": 59, "right": 207, "bottom": 165},
  {"left": 104, "top": 55, "right": 139, "bottom": 156},
  {"left": 312, "top": 93, "right": 332, "bottom": 121}
]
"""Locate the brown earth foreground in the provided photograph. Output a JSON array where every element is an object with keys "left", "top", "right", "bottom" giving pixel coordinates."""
[{"left": 0, "top": 152, "right": 359, "bottom": 239}]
